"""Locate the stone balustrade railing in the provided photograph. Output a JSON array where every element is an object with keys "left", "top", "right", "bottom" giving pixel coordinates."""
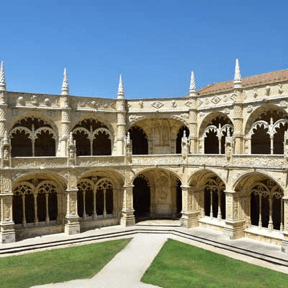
[{"left": 8, "top": 154, "right": 287, "bottom": 170}]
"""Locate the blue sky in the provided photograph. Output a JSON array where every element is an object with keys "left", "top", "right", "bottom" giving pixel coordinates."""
[{"left": 1, "top": 0, "right": 287, "bottom": 99}]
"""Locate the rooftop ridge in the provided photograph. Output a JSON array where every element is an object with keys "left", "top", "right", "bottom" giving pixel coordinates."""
[{"left": 198, "top": 68, "right": 288, "bottom": 95}]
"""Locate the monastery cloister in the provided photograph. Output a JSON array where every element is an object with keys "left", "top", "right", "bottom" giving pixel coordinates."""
[{"left": 0, "top": 60, "right": 288, "bottom": 252}]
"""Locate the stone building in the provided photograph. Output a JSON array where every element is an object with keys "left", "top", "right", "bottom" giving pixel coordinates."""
[{"left": 0, "top": 60, "right": 288, "bottom": 252}]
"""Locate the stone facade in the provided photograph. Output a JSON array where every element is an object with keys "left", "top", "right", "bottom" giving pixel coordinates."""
[{"left": 1, "top": 60, "right": 288, "bottom": 252}]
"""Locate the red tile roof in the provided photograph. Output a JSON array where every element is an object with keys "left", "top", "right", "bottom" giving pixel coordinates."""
[{"left": 198, "top": 69, "right": 288, "bottom": 95}]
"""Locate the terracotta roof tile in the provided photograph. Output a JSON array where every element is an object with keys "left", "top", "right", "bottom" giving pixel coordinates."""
[{"left": 198, "top": 69, "right": 288, "bottom": 95}]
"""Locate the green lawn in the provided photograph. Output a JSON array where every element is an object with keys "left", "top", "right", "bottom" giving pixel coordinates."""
[
  {"left": 141, "top": 239, "right": 288, "bottom": 288},
  {"left": 0, "top": 238, "right": 131, "bottom": 288}
]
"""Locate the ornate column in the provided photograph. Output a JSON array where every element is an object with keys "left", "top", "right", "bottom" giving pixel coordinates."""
[
  {"left": 0, "top": 61, "right": 7, "bottom": 140},
  {"left": 0, "top": 171, "right": 15, "bottom": 243},
  {"left": 64, "top": 170, "right": 80, "bottom": 235},
  {"left": 34, "top": 194, "right": 38, "bottom": 225},
  {"left": 116, "top": 75, "right": 127, "bottom": 156},
  {"left": 224, "top": 189, "right": 245, "bottom": 239},
  {"left": 120, "top": 184, "right": 135, "bottom": 227},
  {"left": 233, "top": 59, "right": 244, "bottom": 154},
  {"left": 180, "top": 185, "right": 199, "bottom": 228},
  {"left": 60, "top": 68, "right": 71, "bottom": 157},
  {"left": 188, "top": 71, "right": 198, "bottom": 154},
  {"left": 281, "top": 196, "right": 288, "bottom": 252}
]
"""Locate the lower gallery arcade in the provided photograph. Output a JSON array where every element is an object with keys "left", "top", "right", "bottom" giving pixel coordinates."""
[{"left": 3, "top": 167, "right": 285, "bottom": 251}]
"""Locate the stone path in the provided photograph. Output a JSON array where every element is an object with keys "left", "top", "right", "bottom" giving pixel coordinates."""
[{"left": 32, "top": 233, "right": 166, "bottom": 288}]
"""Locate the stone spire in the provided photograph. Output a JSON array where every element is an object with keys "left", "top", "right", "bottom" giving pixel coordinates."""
[
  {"left": 0, "top": 61, "right": 6, "bottom": 92},
  {"left": 189, "top": 71, "right": 197, "bottom": 96},
  {"left": 117, "top": 74, "right": 125, "bottom": 99},
  {"left": 234, "top": 59, "right": 242, "bottom": 89},
  {"left": 61, "top": 68, "right": 69, "bottom": 95}
]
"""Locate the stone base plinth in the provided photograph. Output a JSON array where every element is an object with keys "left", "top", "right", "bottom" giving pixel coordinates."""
[
  {"left": 65, "top": 216, "right": 80, "bottom": 235},
  {"left": 224, "top": 220, "right": 245, "bottom": 239},
  {"left": 0, "top": 222, "right": 15, "bottom": 244},
  {"left": 281, "top": 231, "right": 288, "bottom": 253},
  {"left": 180, "top": 211, "right": 199, "bottom": 228},
  {"left": 120, "top": 209, "right": 135, "bottom": 227}
]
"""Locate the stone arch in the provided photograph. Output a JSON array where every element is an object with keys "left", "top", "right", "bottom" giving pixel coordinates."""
[
  {"left": 95, "top": 178, "right": 114, "bottom": 216},
  {"left": 12, "top": 176, "right": 65, "bottom": 231},
  {"left": 70, "top": 114, "right": 115, "bottom": 137},
  {"left": 198, "top": 112, "right": 233, "bottom": 154},
  {"left": 128, "top": 117, "right": 186, "bottom": 154},
  {"left": 77, "top": 179, "right": 94, "bottom": 219},
  {"left": 8, "top": 112, "right": 59, "bottom": 136},
  {"left": 77, "top": 170, "right": 123, "bottom": 220},
  {"left": 71, "top": 117, "right": 113, "bottom": 156},
  {"left": 188, "top": 169, "right": 226, "bottom": 221},
  {"left": 13, "top": 181, "right": 35, "bottom": 225},
  {"left": 128, "top": 126, "right": 148, "bottom": 155},
  {"left": 10, "top": 115, "right": 58, "bottom": 157},
  {"left": 132, "top": 168, "right": 182, "bottom": 220},
  {"left": 128, "top": 114, "right": 189, "bottom": 130},
  {"left": 133, "top": 174, "right": 151, "bottom": 219},
  {"left": 12, "top": 172, "right": 68, "bottom": 190},
  {"left": 244, "top": 105, "right": 288, "bottom": 154},
  {"left": 79, "top": 169, "right": 124, "bottom": 187},
  {"left": 234, "top": 172, "right": 284, "bottom": 231}
]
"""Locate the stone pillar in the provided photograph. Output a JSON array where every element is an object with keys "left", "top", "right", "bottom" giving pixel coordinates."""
[
  {"left": 233, "top": 90, "right": 244, "bottom": 154},
  {"left": 224, "top": 190, "right": 245, "bottom": 239},
  {"left": 281, "top": 196, "right": 288, "bottom": 252},
  {"left": 188, "top": 105, "right": 197, "bottom": 154},
  {"left": 180, "top": 185, "right": 199, "bottom": 228},
  {"left": 65, "top": 171, "right": 80, "bottom": 235},
  {"left": 116, "top": 100, "right": 126, "bottom": 156},
  {"left": 60, "top": 108, "right": 71, "bottom": 157},
  {"left": 120, "top": 184, "right": 135, "bottom": 227},
  {"left": 0, "top": 172, "right": 15, "bottom": 243}
]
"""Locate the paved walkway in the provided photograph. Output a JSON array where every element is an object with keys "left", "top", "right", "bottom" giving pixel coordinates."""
[{"left": 32, "top": 233, "right": 165, "bottom": 288}]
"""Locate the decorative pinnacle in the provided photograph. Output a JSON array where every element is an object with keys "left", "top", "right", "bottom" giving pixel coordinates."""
[
  {"left": 61, "top": 68, "right": 69, "bottom": 95},
  {"left": 189, "top": 71, "right": 197, "bottom": 96},
  {"left": 234, "top": 59, "right": 242, "bottom": 88},
  {"left": 0, "top": 61, "right": 6, "bottom": 91},
  {"left": 117, "top": 74, "right": 125, "bottom": 99}
]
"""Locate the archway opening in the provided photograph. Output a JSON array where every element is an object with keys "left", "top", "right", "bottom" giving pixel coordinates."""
[
  {"left": 10, "top": 117, "right": 56, "bottom": 157},
  {"left": 249, "top": 180, "right": 283, "bottom": 231},
  {"left": 72, "top": 118, "right": 111, "bottom": 156},
  {"left": 251, "top": 125, "right": 270, "bottom": 154},
  {"left": 133, "top": 175, "right": 150, "bottom": 220},
  {"left": 128, "top": 126, "right": 148, "bottom": 154},
  {"left": 93, "top": 131, "right": 111, "bottom": 155},
  {"left": 203, "top": 177, "right": 226, "bottom": 220},
  {"left": 203, "top": 115, "right": 233, "bottom": 154}
]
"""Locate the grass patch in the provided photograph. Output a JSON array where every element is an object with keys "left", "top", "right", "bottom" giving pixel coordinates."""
[
  {"left": 0, "top": 238, "right": 131, "bottom": 288},
  {"left": 141, "top": 239, "right": 288, "bottom": 288}
]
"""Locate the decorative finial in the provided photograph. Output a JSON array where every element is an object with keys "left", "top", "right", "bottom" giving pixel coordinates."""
[
  {"left": 234, "top": 59, "right": 242, "bottom": 88},
  {"left": 61, "top": 68, "right": 69, "bottom": 95},
  {"left": 0, "top": 61, "right": 6, "bottom": 92},
  {"left": 117, "top": 74, "right": 125, "bottom": 99},
  {"left": 189, "top": 71, "right": 197, "bottom": 96}
]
